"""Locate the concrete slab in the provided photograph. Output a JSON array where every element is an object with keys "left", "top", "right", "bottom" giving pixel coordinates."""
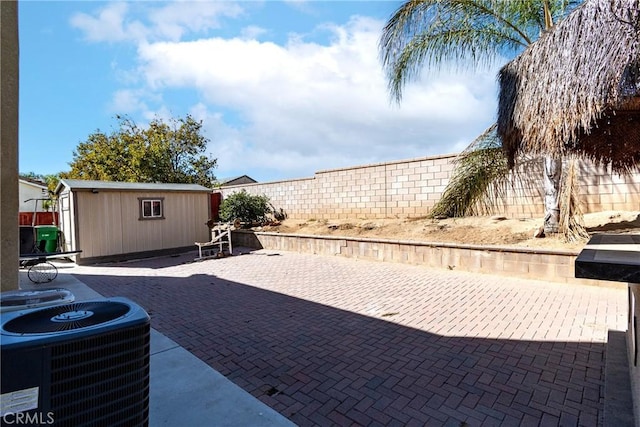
[
  {"left": 149, "top": 339, "right": 295, "bottom": 427},
  {"left": 150, "top": 328, "right": 180, "bottom": 354},
  {"left": 19, "top": 263, "right": 102, "bottom": 301}
]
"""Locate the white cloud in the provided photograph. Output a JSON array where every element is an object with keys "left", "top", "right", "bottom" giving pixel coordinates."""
[
  {"left": 281, "top": 0, "right": 315, "bottom": 14},
  {"left": 131, "top": 15, "right": 499, "bottom": 179},
  {"left": 71, "top": 1, "right": 243, "bottom": 43},
  {"left": 71, "top": 3, "right": 147, "bottom": 43},
  {"left": 147, "top": 1, "right": 243, "bottom": 41},
  {"left": 86, "top": 4, "right": 501, "bottom": 180},
  {"left": 240, "top": 25, "right": 268, "bottom": 40},
  {"left": 109, "top": 89, "right": 149, "bottom": 115}
]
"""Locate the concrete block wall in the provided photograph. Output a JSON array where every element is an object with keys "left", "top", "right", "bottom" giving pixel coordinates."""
[
  {"left": 220, "top": 154, "right": 639, "bottom": 220},
  {"left": 231, "top": 230, "right": 620, "bottom": 288},
  {"left": 578, "top": 160, "right": 640, "bottom": 212},
  {"left": 226, "top": 177, "right": 317, "bottom": 217},
  {"left": 469, "top": 158, "right": 640, "bottom": 217}
]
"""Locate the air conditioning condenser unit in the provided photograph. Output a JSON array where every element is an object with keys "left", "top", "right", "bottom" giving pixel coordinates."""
[{"left": 0, "top": 297, "right": 150, "bottom": 426}]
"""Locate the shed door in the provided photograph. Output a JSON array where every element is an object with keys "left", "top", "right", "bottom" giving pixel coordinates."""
[{"left": 59, "top": 195, "right": 73, "bottom": 252}]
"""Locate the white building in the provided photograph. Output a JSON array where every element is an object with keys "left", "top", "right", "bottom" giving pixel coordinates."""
[{"left": 18, "top": 178, "right": 48, "bottom": 213}]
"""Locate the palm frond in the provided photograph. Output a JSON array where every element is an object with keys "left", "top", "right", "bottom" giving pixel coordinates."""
[
  {"left": 428, "top": 125, "right": 510, "bottom": 217},
  {"left": 380, "top": 0, "right": 581, "bottom": 102},
  {"left": 379, "top": 0, "right": 561, "bottom": 102}
]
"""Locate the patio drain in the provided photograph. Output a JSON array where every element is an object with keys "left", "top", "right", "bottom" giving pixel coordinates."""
[{"left": 265, "top": 386, "right": 282, "bottom": 397}]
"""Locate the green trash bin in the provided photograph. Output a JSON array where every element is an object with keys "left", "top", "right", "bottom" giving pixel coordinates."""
[{"left": 34, "top": 225, "right": 58, "bottom": 253}]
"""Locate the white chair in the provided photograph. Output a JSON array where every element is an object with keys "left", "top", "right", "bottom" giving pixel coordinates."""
[{"left": 195, "top": 222, "right": 234, "bottom": 260}]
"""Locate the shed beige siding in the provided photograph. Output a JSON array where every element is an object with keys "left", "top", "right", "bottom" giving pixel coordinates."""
[{"left": 73, "top": 190, "right": 209, "bottom": 261}]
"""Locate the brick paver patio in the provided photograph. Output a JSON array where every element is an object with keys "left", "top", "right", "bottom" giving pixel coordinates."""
[{"left": 71, "top": 249, "right": 627, "bottom": 426}]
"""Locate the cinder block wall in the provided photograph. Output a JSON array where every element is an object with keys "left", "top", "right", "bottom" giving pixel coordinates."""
[{"left": 220, "top": 154, "right": 640, "bottom": 220}]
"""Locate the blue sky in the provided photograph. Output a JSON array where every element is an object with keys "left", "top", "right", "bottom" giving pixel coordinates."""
[{"left": 19, "top": 0, "right": 501, "bottom": 183}]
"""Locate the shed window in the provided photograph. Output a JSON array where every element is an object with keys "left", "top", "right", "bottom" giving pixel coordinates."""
[{"left": 139, "top": 198, "right": 164, "bottom": 220}]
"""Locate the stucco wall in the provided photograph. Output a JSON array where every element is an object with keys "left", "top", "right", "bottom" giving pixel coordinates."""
[
  {"left": 19, "top": 181, "right": 48, "bottom": 212},
  {"left": 1, "top": 0, "right": 19, "bottom": 291},
  {"left": 220, "top": 154, "right": 640, "bottom": 220}
]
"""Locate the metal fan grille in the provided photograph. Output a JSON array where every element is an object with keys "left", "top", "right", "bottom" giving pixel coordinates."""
[{"left": 2, "top": 302, "right": 130, "bottom": 334}]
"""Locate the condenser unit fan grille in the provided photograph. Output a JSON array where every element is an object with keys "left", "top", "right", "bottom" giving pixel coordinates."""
[
  {"left": 2, "top": 302, "right": 130, "bottom": 334},
  {"left": 49, "top": 323, "right": 150, "bottom": 426}
]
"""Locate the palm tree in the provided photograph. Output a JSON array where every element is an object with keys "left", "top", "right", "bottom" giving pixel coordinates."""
[{"left": 379, "top": 0, "right": 580, "bottom": 233}]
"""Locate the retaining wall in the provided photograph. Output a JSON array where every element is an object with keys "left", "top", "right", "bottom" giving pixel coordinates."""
[
  {"left": 220, "top": 154, "right": 640, "bottom": 220},
  {"left": 232, "top": 230, "right": 624, "bottom": 288}
]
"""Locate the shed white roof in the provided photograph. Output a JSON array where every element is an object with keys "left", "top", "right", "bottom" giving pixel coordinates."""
[{"left": 56, "top": 179, "right": 211, "bottom": 194}]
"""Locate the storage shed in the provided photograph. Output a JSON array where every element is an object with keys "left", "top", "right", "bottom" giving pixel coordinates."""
[{"left": 55, "top": 179, "right": 211, "bottom": 264}]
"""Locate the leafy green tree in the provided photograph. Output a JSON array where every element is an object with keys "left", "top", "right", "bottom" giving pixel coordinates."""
[
  {"left": 62, "top": 115, "right": 217, "bottom": 187},
  {"left": 379, "top": 0, "right": 580, "bottom": 233},
  {"left": 219, "top": 190, "right": 272, "bottom": 224}
]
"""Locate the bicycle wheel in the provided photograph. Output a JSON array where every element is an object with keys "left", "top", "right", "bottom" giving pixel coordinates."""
[{"left": 27, "top": 262, "right": 58, "bottom": 284}]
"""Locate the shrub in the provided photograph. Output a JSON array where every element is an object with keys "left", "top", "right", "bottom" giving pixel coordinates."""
[
  {"left": 270, "top": 203, "right": 287, "bottom": 221},
  {"left": 219, "top": 190, "right": 272, "bottom": 224}
]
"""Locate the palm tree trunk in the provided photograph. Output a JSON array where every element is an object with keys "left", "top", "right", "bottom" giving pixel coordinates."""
[{"left": 543, "top": 156, "right": 561, "bottom": 233}]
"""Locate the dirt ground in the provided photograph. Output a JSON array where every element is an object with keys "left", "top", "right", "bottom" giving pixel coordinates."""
[{"left": 256, "top": 210, "right": 640, "bottom": 251}]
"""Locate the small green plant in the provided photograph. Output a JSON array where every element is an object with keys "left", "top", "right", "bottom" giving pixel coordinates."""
[{"left": 219, "top": 190, "right": 272, "bottom": 224}]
